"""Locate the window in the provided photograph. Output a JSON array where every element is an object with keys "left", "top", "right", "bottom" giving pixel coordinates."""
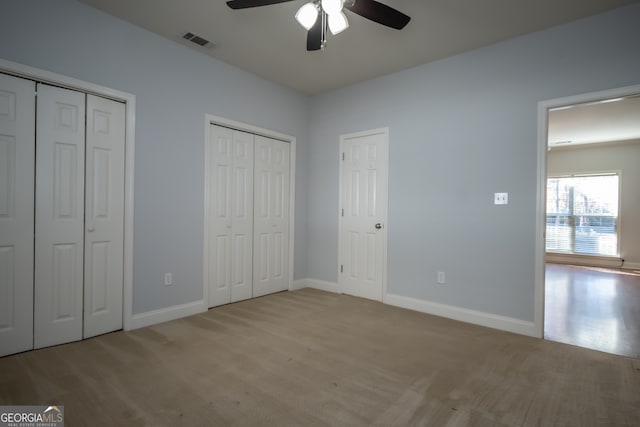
[{"left": 546, "top": 174, "right": 619, "bottom": 256}]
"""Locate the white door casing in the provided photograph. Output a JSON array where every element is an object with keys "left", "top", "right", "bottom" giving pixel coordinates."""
[
  {"left": 253, "top": 136, "right": 290, "bottom": 298},
  {"left": 534, "top": 84, "right": 640, "bottom": 339},
  {"left": 339, "top": 128, "right": 389, "bottom": 301},
  {"left": 207, "top": 125, "right": 254, "bottom": 307},
  {"left": 34, "top": 84, "right": 86, "bottom": 349},
  {"left": 83, "top": 94, "right": 125, "bottom": 338},
  {"left": 0, "top": 74, "right": 35, "bottom": 357}
]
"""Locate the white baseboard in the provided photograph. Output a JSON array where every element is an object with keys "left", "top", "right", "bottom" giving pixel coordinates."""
[
  {"left": 622, "top": 261, "right": 640, "bottom": 270},
  {"left": 286, "top": 277, "right": 541, "bottom": 336},
  {"left": 293, "top": 279, "right": 534, "bottom": 336},
  {"left": 547, "top": 253, "right": 623, "bottom": 269},
  {"left": 293, "top": 278, "right": 341, "bottom": 293},
  {"left": 385, "top": 293, "right": 537, "bottom": 337},
  {"left": 307, "top": 279, "right": 341, "bottom": 293},
  {"left": 547, "top": 254, "right": 640, "bottom": 271},
  {"left": 129, "top": 299, "right": 207, "bottom": 330},
  {"left": 291, "top": 278, "right": 309, "bottom": 291}
]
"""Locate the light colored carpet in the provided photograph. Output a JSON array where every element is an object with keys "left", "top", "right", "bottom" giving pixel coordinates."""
[{"left": 1, "top": 288, "right": 639, "bottom": 426}]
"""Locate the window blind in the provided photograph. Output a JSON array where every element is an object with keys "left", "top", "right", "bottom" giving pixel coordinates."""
[{"left": 546, "top": 174, "right": 619, "bottom": 256}]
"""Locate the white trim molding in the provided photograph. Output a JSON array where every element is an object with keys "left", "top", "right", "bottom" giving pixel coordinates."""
[
  {"left": 130, "top": 300, "right": 207, "bottom": 330},
  {"left": 308, "top": 279, "right": 341, "bottom": 293},
  {"left": 0, "top": 58, "right": 136, "bottom": 332},
  {"left": 385, "top": 293, "right": 537, "bottom": 337},
  {"left": 292, "top": 279, "right": 309, "bottom": 291},
  {"left": 623, "top": 262, "right": 640, "bottom": 271},
  {"left": 294, "top": 279, "right": 536, "bottom": 335},
  {"left": 294, "top": 278, "right": 341, "bottom": 294},
  {"left": 547, "top": 255, "right": 640, "bottom": 271},
  {"left": 546, "top": 254, "right": 624, "bottom": 269}
]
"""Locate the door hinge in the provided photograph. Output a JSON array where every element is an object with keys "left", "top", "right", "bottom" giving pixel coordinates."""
[
  {"left": 341, "top": 208, "right": 344, "bottom": 217},
  {"left": 340, "top": 265, "right": 343, "bottom": 273},
  {"left": 342, "top": 152, "right": 345, "bottom": 161}
]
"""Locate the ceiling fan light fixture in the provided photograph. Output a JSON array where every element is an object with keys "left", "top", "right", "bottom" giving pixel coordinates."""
[
  {"left": 328, "top": 11, "right": 349, "bottom": 35},
  {"left": 321, "top": 0, "right": 343, "bottom": 15},
  {"left": 295, "top": 2, "right": 319, "bottom": 30},
  {"left": 226, "top": 0, "right": 411, "bottom": 52}
]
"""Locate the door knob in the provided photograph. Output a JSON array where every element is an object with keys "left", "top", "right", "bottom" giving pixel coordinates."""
[
  {"left": 375, "top": 223, "right": 382, "bottom": 229},
  {"left": 88, "top": 227, "right": 95, "bottom": 232}
]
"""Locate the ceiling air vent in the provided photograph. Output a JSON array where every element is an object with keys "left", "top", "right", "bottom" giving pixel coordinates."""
[{"left": 182, "top": 32, "right": 215, "bottom": 49}]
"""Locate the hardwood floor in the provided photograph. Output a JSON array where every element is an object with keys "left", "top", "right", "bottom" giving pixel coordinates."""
[
  {"left": 1, "top": 288, "right": 639, "bottom": 426},
  {"left": 545, "top": 263, "right": 640, "bottom": 358}
]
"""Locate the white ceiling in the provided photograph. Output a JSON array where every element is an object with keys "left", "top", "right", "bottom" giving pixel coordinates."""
[
  {"left": 79, "top": 0, "right": 638, "bottom": 95},
  {"left": 548, "top": 95, "right": 640, "bottom": 148}
]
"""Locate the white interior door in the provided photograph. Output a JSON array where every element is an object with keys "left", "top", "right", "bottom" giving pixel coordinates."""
[
  {"left": 339, "top": 129, "right": 389, "bottom": 301},
  {"left": 229, "top": 130, "right": 254, "bottom": 303},
  {"left": 34, "top": 84, "right": 86, "bottom": 349},
  {"left": 0, "top": 73, "right": 35, "bottom": 357},
  {"left": 83, "top": 94, "right": 125, "bottom": 338},
  {"left": 207, "top": 125, "right": 254, "bottom": 307},
  {"left": 253, "top": 136, "right": 290, "bottom": 298}
]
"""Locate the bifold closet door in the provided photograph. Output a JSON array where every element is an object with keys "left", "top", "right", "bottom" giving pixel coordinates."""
[
  {"left": 0, "top": 74, "right": 35, "bottom": 357},
  {"left": 83, "top": 94, "right": 125, "bottom": 339},
  {"left": 0, "top": 79, "right": 125, "bottom": 355},
  {"left": 208, "top": 125, "right": 254, "bottom": 308},
  {"left": 253, "top": 136, "right": 290, "bottom": 298},
  {"left": 34, "top": 84, "right": 86, "bottom": 349},
  {"left": 34, "top": 88, "right": 125, "bottom": 347}
]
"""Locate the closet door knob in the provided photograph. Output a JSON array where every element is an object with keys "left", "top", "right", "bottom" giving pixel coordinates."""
[{"left": 88, "top": 227, "right": 95, "bottom": 232}]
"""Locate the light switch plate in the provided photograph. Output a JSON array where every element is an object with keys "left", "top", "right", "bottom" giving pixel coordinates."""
[{"left": 494, "top": 192, "right": 508, "bottom": 205}]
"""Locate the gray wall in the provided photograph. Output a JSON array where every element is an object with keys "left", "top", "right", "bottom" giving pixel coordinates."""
[
  {"left": 548, "top": 141, "right": 640, "bottom": 267},
  {"left": 307, "top": 3, "right": 640, "bottom": 321},
  {"left": 0, "top": 0, "right": 309, "bottom": 314},
  {"left": 2, "top": 0, "right": 639, "bottom": 325}
]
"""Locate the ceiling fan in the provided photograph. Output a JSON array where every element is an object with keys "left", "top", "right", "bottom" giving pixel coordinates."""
[{"left": 226, "top": 0, "right": 411, "bottom": 51}]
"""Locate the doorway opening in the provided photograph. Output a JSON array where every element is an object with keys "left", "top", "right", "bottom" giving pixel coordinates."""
[{"left": 536, "top": 86, "right": 640, "bottom": 357}]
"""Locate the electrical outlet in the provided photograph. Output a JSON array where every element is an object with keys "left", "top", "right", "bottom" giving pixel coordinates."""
[
  {"left": 164, "top": 273, "right": 173, "bottom": 286},
  {"left": 437, "top": 271, "right": 445, "bottom": 284},
  {"left": 494, "top": 192, "right": 508, "bottom": 205}
]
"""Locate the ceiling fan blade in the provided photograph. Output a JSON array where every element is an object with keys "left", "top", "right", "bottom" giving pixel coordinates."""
[
  {"left": 226, "top": 0, "right": 295, "bottom": 9},
  {"left": 345, "top": 0, "right": 410, "bottom": 30},
  {"left": 307, "top": 17, "right": 323, "bottom": 51}
]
